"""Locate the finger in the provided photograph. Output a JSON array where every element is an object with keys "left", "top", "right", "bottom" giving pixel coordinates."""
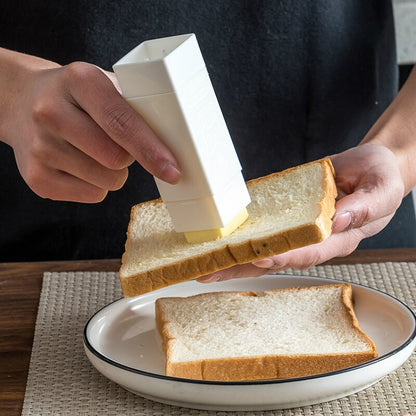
[
  {"left": 25, "top": 164, "right": 109, "bottom": 203},
  {"left": 53, "top": 144, "right": 129, "bottom": 191},
  {"left": 64, "top": 63, "right": 181, "bottom": 183},
  {"left": 197, "top": 263, "right": 266, "bottom": 283},
  {"left": 35, "top": 98, "right": 135, "bottom": 170},
  {"left": 332, "top": 185, "right": 401, "bottom": 233},
  {"left": 31, "top": 134, "right": 128, "bottom": 191}
]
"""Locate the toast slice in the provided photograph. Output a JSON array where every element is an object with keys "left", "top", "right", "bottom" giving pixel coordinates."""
[
  {"left": 120, "top": 158, "right": 336, "bottom": 297},
  {"left": 155, "top": 283, "right": 377, "bottom": 381}
]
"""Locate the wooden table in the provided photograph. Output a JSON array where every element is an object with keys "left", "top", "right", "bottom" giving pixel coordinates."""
[{"left": 1, "top": 249, "right": 416, "bottom": 416}]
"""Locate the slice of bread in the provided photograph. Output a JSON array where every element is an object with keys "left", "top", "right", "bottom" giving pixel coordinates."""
[
  {"left": 155, "top": 283, "right": 378, "bottom": 381},
  {"left": 120, "top": 158, "right": 336, "bottom": 297}
]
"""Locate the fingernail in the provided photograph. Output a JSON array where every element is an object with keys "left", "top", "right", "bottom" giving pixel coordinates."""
[
  {"left": 160, "top": 163, "right": 181, "bottom": 184},
  {"left": 252, "top": 258, "right": 275, "bottom": 268},
  {"left": 332, "top": 211, "right": 352, "bottom": 233}
]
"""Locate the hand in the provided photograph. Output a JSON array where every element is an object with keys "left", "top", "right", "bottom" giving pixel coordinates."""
[
  {"left": 198, "top": 144, "right": 405, "bottom": 282},
  {"left": 0, "top": 52, "right": 181, "bottom": 202}
]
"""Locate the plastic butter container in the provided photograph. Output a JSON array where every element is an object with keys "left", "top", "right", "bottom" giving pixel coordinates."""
[{"left": 113, "top": 33, "right": 250, "bottom": 238}]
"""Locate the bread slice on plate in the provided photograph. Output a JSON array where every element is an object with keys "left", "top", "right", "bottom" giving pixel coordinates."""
[
  {"left": 120, "top": 158, "right": 337, "bottom": 297},
  {"left": 155, "top": 283, "right": 378, "bottom": 381}
]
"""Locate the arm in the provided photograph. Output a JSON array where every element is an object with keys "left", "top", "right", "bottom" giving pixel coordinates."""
[
  {"left": 199, "top": 66, "right": 416, "bottom": 282},
  {"left": 360, "top": 65, "right": 416, "bottom": 195},
  {"left": 0, "top": 48, "right": 181, "bottom": 202}
]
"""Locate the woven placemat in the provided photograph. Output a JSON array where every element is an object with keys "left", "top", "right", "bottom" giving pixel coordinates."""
[{"left": 22, "top": 263, "right": 416, "bottom": 416}]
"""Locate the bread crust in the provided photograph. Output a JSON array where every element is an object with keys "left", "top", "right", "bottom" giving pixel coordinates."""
[
  {"left": 165, "top": 352, "right": 377, "bottom": 381},
  {"left": 155, "top": 284, "right": 378, "bottom": 381},
  {"left": 120, "top": 158, "right": 337, "bottom": 297}
]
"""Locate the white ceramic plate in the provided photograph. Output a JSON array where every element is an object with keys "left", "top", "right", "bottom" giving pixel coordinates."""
[{"left": 83, "top": 275, "right": 416, "bottom": 411}]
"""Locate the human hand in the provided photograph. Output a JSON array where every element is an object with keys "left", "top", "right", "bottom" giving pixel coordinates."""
[
  {"left": 0, "top": 52, "right": 181, "bottom": 202},
  {"left": 198, "top": 144, "right": 404, "bottom": 282}
]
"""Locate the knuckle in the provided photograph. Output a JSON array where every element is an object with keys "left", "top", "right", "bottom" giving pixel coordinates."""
[
  {"left": 340, "top": 245, "right": 358, "bottom": 258},
  {"left": 24, "top": 165, "right": 51, "bottom": 198},
  {"left": 351, "top": 205, "right": 371, "bottom": 229},
  {"left": 298, "top": 252, "right": 323, "bottom": 270},
  {"left": 62, "top": 61, "right": 100, "bottom": 84},
  {"left": 338, "top": 234, "right": 361, "bottom": 258},
  {"left": 30, "top": 136, "right": 54, "bottom": 164},
  {"left": 32, "top": 99, "right": 57, "bottom": 128},
  {"left": 104, "top": 147, "right": 134, "bottom": 170},
  {"left": 84, "top": 188, "right": 108, "bottom": 203},
  {"left": 107, "top": 168, "right": 128, "bottom": 191},
  {"left": 103, "top": 104, "right": 137, "bottom": 139},
  {"left": 143, "top": 143, "right": 162, "bottom": 166}
]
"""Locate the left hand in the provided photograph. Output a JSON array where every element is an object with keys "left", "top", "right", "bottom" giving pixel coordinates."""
[{"left": 198, "top": 144, "right": 404, "bottom": 282}]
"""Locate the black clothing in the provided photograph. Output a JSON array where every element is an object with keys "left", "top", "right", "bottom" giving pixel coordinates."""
[{"left": 0, "top": 0, "right": 414, "bottom": 261}]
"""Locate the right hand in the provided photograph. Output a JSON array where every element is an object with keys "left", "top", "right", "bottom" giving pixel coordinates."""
[
  {"left": 1, "top": 55, "right": 181, "bottom": 202},
  {"left": 198, "top": 144, "right": 405, "bottom": 282}
]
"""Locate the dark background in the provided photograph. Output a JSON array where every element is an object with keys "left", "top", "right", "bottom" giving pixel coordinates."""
[{"left": 0, "top": 1, "right": 414, "bottom": 261}]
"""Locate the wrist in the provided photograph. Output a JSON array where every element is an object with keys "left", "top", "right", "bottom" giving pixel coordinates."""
[
  {"left": 360, "top": 66, "right": 416, "bottom": 195},
  {"left": 0, "top": 48, "right": 59, "bottom": 142}
]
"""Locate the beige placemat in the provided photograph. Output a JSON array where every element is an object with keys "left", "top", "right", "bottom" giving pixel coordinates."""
[{"left": 22, "top": 263, "right": 416, "bottom": 416}]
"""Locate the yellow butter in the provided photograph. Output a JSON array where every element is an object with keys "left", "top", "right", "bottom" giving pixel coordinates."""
[{"left": 184, "top": 208, "right": 249, "bottom": 243}]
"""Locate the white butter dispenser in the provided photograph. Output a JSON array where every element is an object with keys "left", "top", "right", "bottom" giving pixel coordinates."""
[{"left": 113, "top": 33, "right": 250, "bottom": 241}]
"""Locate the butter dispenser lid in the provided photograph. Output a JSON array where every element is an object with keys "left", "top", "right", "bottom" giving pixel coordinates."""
[{"left": 113, "top": 33, "right": 205, "bottom": 97}]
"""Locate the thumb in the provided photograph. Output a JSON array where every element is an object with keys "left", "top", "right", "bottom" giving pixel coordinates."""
[{"left": 332, "top": 187, "right": 399, "bottom": 234}]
